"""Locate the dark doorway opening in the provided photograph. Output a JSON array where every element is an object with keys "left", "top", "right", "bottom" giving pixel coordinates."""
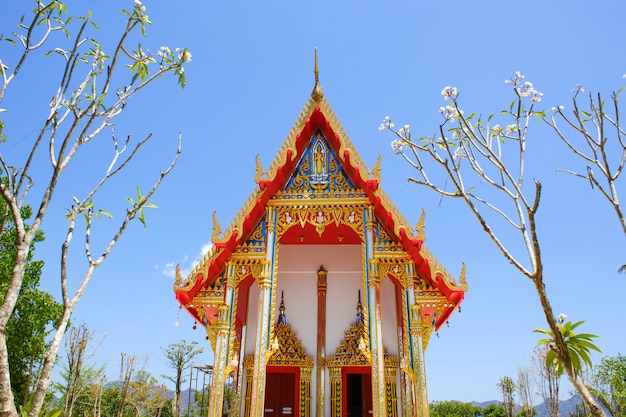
[{"left": 345, "top": 372, "right": 372, "bottom": 417}]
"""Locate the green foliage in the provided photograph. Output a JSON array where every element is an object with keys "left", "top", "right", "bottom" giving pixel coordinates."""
[
  {"left": 162, "top": 340, "right": 204, "bottom": 417},
  {"left": 591, "top": 354, "right": 626, "bottom": 416},
  {"left": 125, "top": 186, "right": 158, "bottom": 229},
  {"left": 534, "top": 320, "right": 601, "bottom": 377},
  {"left": 429, "top": 400, "right": 481, "bottom": 417},
  {"left": 483, "top": 403, "right": 507, "bottom": 417},
  {"left": 17, "top": 395, "right": 62, "bottom": 417},
  {"left": 0, "top": 198, "right": 63, "bottom": 407}
]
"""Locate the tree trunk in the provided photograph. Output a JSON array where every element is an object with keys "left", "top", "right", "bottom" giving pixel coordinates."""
[
  {"left": 0, "top": 243, "right": 32, "bottom": 417},
  {"left": 28, "top": 306, "right": 72, "bottom": 417},
  {"left": 530, "top": 275, "right": 607, "bottom": 417}
]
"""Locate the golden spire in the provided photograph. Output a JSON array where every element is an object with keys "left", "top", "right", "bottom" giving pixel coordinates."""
[{"left": 311, "top": 47, "right": 324, "bottom": 102}]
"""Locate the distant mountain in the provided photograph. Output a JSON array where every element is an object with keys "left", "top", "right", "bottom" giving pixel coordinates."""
[
  {"left": 470, "top": 400, "right": 501, "bottom": 408},
  {"left": 471, "top": 395, "right": 583, "bottom": 417}
]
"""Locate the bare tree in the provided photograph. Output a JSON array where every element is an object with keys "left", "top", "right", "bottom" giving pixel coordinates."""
[
  {"left": 497, "top": 376, "right": 516, "bottom": 417},
  {"left": 62, "top": 324, "right": 93, "bottom": 417},
  {"left": 543, "top": 87, "right": 626, "bottom": 237},
  {"left": 0, "top": 2, "right": 190, "bottom": 416},
  {"left": 533, "top": 346, "right": 561, "bottom": 417},
  {"left": 380, "top": 72, "right": 607, "bottom": 416},
  {"left": 516, "top": 367, "right": 535, "bottom": 417},
  {"left": 116, "top": 354, "right": 137, "bottom": 417}
]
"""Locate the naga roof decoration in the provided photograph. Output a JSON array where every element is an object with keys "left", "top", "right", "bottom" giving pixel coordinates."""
[{"left": 174, "top": 59, "right": 466, "bottom": 330}]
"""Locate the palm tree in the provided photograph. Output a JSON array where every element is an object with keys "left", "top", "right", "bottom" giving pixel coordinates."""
[{"left": 534, "top": 317, "right": 601, "bottom": 378}]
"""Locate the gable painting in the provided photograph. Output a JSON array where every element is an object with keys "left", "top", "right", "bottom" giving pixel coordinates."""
[{"left": 173, "top": 61, "right": 466, "bottom": 417}]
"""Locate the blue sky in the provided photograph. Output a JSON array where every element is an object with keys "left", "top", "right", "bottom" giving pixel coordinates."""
[{"left": 1, "top": 0, "right": 625, "bottom": 405}]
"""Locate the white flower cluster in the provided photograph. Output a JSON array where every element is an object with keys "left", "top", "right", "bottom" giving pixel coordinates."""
[
  {"left": 390, "top": 140, "right": 404, "bottom": 151},
  {"left": 453, "top": 146, "right": 466, "bottom": 159},
  {"left": 505, "top": 71, "right": 525, "bottom": 86},
  {"left": 441, "top": 86, "right": 458, "bottom": 101},
  {"left": 157, "top": 46, "right": 171, "bottom": 59},
  {"left": 397, "top": 124, "right": 410, "bottom": 137},
  {"left": 439, "top": 104, "right": 462, "bottom": 122},
  {"left": 490, "top": 124, "right": 517, "bottom": 136},
  {"left": 134, "top": 0, "right": 146, "bottom": 11},
  {"left": 176, "top": 48, "right": 192, "bottom": 63},
  {"left": 551, "top": 105, "right": 565, "bottom": 113},
  {"left": 378, "top": 116, "right": 394, "bottom": 131},
  {"left": 518, "top": 81, "right": 543, "bottom": 102},
  {"left": 506, "top": 72, "right": 542, "bottom": 102},
  {"left": 572, "top": 84, "right": 585, "bottom": 93}
]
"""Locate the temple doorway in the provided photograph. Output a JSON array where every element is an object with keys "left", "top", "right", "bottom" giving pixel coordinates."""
[
  {"left": 344, "top": 368, "right": 372, "bottom": 417},
  {"left": 264, "top": 368, "right": 298, "bottom": 417}
]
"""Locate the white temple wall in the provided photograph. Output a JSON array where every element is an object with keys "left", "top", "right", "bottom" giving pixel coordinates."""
[{"left": 242, "top": 243, "right": 401, "bottom": 416}]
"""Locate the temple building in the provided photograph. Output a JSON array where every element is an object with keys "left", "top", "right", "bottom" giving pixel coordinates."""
[{"left": 173, "top": 55, "right": 467, "bottom": 417}]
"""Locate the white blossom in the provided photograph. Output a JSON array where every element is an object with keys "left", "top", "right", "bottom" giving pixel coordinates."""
[
  {"left": 157, "top": 46, "right": 171, "bottom": 59},
  {"left": 572, "top": 84, "right": 585, "bottom": 93},
  {"left": 505, "top": 71, "right": 525, "bottom": 86},
  {"left": 378, "top": 116, "right": 394, "bottom": 131},
  {"left": 178, "top": 50, "right": 192, "bottom": 63},
  {"left": 506, "top": 124, "right": 517, "bottom": 134},
  {"left": 390, "top": 140, "right": 404, "bottom": 151},
  {"left": 397, "top": 124, "right": 410, "bottom": 137},
  {"left": 558, "top": 313, "right": 567, "bottom": 323},
  {"left": 491, "top": 124, "right": 502, "bottom": 135},
  {"left": 441, "top": 86, "right": 458, "bottom": 101},
  {"left": 440, "top": 104, "right": 462, "bottom": 122}
]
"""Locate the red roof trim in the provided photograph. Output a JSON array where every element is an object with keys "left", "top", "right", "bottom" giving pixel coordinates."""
[{"left": 175, "top": 104, "right": 464, "bottom": 327}]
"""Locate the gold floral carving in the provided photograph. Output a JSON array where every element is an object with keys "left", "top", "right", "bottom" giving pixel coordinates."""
[
  {"left": 242, "top": 322, "right": 313, "bottom": 417},
  {"left": 421, "top": 245, "right": 468, "bottom": 291},
  {"left": 267, "top": 322, "right": 314, "bottom": 367},
  {"left": 275, "top": 206, "right": 364, "bottom": 241},
  {"left": 326, "top": 321, "right": 371, "bottom": 367},
  {"left": 327, "top": 321, "right": 399, "bottom": 417}
]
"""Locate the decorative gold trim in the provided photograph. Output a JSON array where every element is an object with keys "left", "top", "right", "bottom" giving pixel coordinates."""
[
  {"left": 267, "top": 322, "right": 314, "bottom": 367},
  {"left": 254, "top": 154, "right": 266, "bottom": 183},
  {"left": 212, "top": 211, "right": 223, "bottom": 242},
  {"left": 327, "top": 321, "right": 399, "bottom": 417},
  {"left": 370, "top": 153, "right": 382, "bottom": 182},
  {"left": 421, "top": 244, "right": 468, "bottom": 291},
  {"left": 415, "top": 208, "right": 426, "bottom": 241}
]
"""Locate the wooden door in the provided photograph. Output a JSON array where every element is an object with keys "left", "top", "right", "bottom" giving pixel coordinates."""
[{"left": 264, "top": 372, "right": 296, "bottom": 417}]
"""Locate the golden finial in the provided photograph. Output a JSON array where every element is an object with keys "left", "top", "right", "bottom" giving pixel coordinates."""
[
  {"left": 311, "top": 47, "right": 324, "bottom": 102},
  {"left": 370, "top": 153, "right": 382, "bottom": 181},
  {"left": 254, "top": 154, "right": 265, "bottom": 183},
  {"left": 415, "top": 208, "right": 426, "bottom": 241},
  {"left": 458, "top": 262, "right": 468, "bottom": 291},
  {"left": 212, "top": 211, "right": 222, "bottom": 241},
  {"left": 174, "top": 263, "right": 182, "bottom": 289}
]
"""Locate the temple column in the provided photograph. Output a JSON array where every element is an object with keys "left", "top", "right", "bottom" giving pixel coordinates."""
[
  {"left": 409, "top": 304, "right": 429, "bottom": 417},
  {"left": 208, "top": 304, "right": 232, "bottom": 417},
  {"left": 399, "top": 263, "right": 416, "bottom": 417},
  {"left": 363, "top": 207, "right": 387, "bottom": 417},
  {"left": 315, "top": 266, "right": 327, "bottom": 417},
  {"left": 208, "top": 263, "right": 237, "bottom": 417},
  {"left": 249, "top": 208, "right": 278, "bottom": 417}
]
